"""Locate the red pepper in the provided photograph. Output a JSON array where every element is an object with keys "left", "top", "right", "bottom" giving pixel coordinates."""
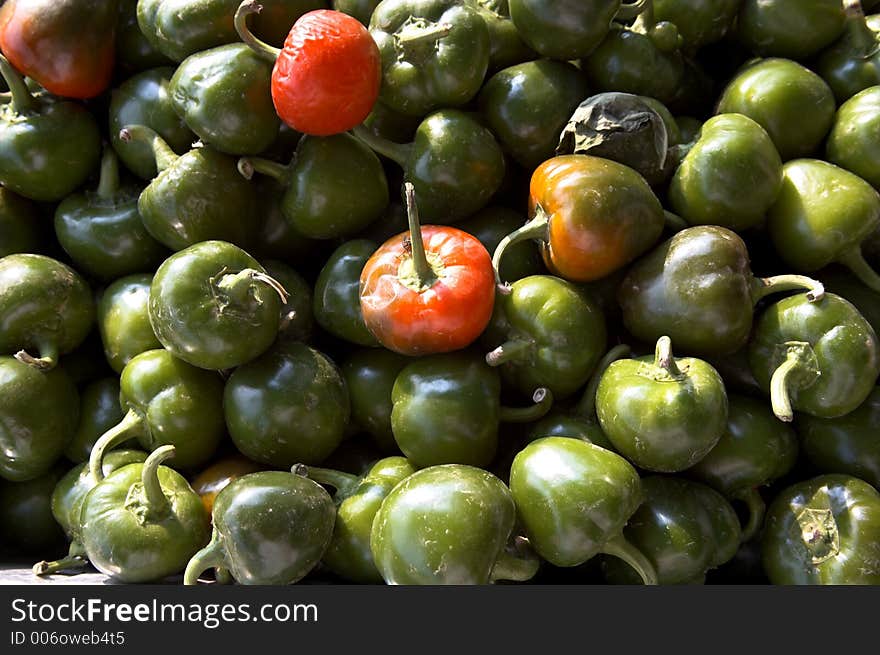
[
  {"left": 235, "top": 1, "right": 381, "bottom": 136},
  {"left": 359, "top": 183, "right": 496, "bottom": 356}
]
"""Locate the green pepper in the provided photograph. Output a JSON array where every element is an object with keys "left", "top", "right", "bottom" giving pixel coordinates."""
[
  {"left": 238, "top": 134, "right": 389, "bottom": 240},
  {"left": 761, "top": 474, "right": 880, "bottom": 584},
  {"left": 250, "top": 177, "right": 323, "bottom": 263},
  {"left": 478, "top": 59, "right": 589, "bottom": 170},
  {"left": 116, "top": 0, "right": 174, "bottom": 74},
  {"left": 184, "top": 468, "right": 336, "bottom": 585},
  {"left": 458, "top": 206, "right": 543, "bottom": 284},
  {"left": 353, "top": 109, "right": 506, "bottom": 224},
  {"left": 313, "top": 240, "right": 381, "bottom": 347},
  {"left": 89, "top": 348, "right": 226, "bottom": 472},
  {"left": 0, "top": 254, "right": 95, "bottom": 370},
  {"left": 748, "top": 292, "right": 880, "bottom": 422},
  {"left": 826, "top": 86, "right": 880, "bottom": 190},
  {"left": 169, "top": 43, "right": 279, "bottom": 155},
  {"left": 470, "top": 0, "right": 537, "bottom": 72},
  {"left": 686, "top": 395, "right": 799, "bottom": 543},
  {"left": 342, "top": 348, "right": 410, "bottom": 453},
  {"left": 262, "top": 260, "right": 314, "bottom": 344},
  {"left": 149, "top": 240, "right": 286, "bottom": 370},
  {"left": 601, "top": 476, "right": 741, "bottom": 585},
  {"left": 302, "top": 456, "right": 415, "bottom": 583},
  {"left": 716, "top": 58, "right": 836, "bottom": 161},
  {"left": 65, "top": 377, "right": 126, "bottom": 464},
  {"left": 391, "top": 350, "right": 553, "bottom": 468},
  {"left": 736, "top": 0, "right": 847, "bottom": 60},
  {"left": 767, "top": 159, "right": 880, "bottom": 292},
  {"left": 653, "top": 0, "right": 740, "bottom": 52},
  {"left": 817, "top": 2, "right": 880, "bottom": 103},
  {"left": 54, "top": 147, "right": 168, "bottom": 282},
  {"left": 816, "top": 266, "right": 880, "bottom": 337},
  {"left": 97, "top": 274, "right": 162, "bottom": 374},
  {"left": 509, "top": 436, "right": 657, "bottom": 584},
  {"left": 618, "top": 226, "right": 825, "bottom": 356},
  {"left": 596, "top": 336, "right": 729, "bottom": 473},
  {"left": 108, "top": 67, "right": 196, "bottom": 181},
  {"left": 0, "top": 467, "right": 67, "bottom": 557},
  {"left": 79, "top": 445, "right": 210, "bottom": 583},
  {"left": 482, "top": 274, "right": 607, "bottom": 400},
  {"left": 371, "top": 463, "right": 539, "bottom": 584},
  {"left": 0, "top": 187, "right": 42, "bottom": 258},
  {"left": 360, "top": 100, "right": 422, "bottom": 145},
  {"left": 368, "top": 0, "right": 490, "bottom": 117},
  {"left": 668, "top": 113, "right": 783, "bottom": 232},
  {"left": 333, "top": 0, "right": 379, "bottom": 25},
  {"left": 797, "top": 387, "right": 880, "bottom": 490},
  {"left": 0, "top": 55, "right": 101, "bottom": 203},
  {"left": 119, "top": 126, "right": 257, "bottom": 251},
  {"left": 224, "top": 341, "right": 350, "bottom": 468}
]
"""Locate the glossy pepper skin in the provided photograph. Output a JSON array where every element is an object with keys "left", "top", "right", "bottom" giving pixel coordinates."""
[
  {"left": 749, "top": 292, "right": 880, "bottom": 422},
  {"left": 686, "top": 395, "right": 799, "bottom": 543},
  {"left": 262, "top": 260, "right": 314, "bottom": 344},
  {"left": 0, "top": 254, "right": 95, "bottom": 370},
  {"left": 767, "top": 159, "right": 880, "bottom": 292},
  {"left": 304, "top": 457, "right": 415, "bottom": 583},
  {"left": 596, "top": 336, "right": 729, "bottom": 473},
  {"left": 148, "top": 240, "right": 285, "bottom": 371},
  {"left": 0, "top": 187, "right": 41, "bottom": 259},
  {"left": 120, "top": 126, "right": 257, "bottom": 252},
  {"left": 169, "top": 43, "right": 279, "bottom": 155},
  {"left": 0, "top": 0, "right": 117, "bottom": 99},
  {"left": 369, "top": 0, "right": 489, "bottom": 117},
  {"left": 817, "top": 267, "right": 880, "bottom": 337},
  {"left": 826, "top": 87, "right": 880, "bottom": 190},
  {"left": 493, "top": 155, "right": 665, "bottom": 285},
  {"left": 65, "top": 378, "right": 126, "bottom": 464},
  {"left": 482, "top": 275, "right": 607, "bottom": 400},
  {"left": 238, "top": 133, "right": 389, "bottom": 240},
  {"left": 0, "top": 55, "right": 102, "bottom": 203},
  {"left": 716, "top": 58, "right": 836, "bottom": 162},
  {"left": 470, "top": 0, "right": 536, "bottom": 72},
  {"left": 602, "top": 476, "right": 741, "bottom": 585},
  {"left": 108, "top": 67, "right": 196, "bottom": 181},
  {"left": 618, "top": 226, "right": 825, "bottom": 356},
  {"left": 669, "top": 114, "right": 783, "bottom": 232},
  {"left": 371, "top": 464, "right": 538, "bottom": 584},
  {"left": 0, "top": 468, "right": 66, "bottom": 556},
  {"left": 653, "top": 0, "right": 740, "bottom": 52},
  {"left": 509, "top": 437, "right": 656, "bottom": 583},
  {"left": 80, "top": 446, "right": 211, "bottom": 583},
  {"left": 54, "top": 148, "right": 168, "bottom": 281},
  {"left": 458, "top": 207, "right": 543, "bottom": 285},
  {"left": 762, "top": 474, "right": 880, "bottom": 584},
  {"left": 184, "top": 469, "right": 336, "bottom": 585},
  {"left": 116, "top": 0, "right": 174, "bottom": 74},
  {"left": 333, "top": 0, "right": 379, "bottom": 24},
  {"left": 190, "top": 455, "right": 263, "bottom": 517},
  {"left": 342, "top": 348, "right": 410, "bottom": 452},
  {"left": 817, "top": 4, "right": 880, "bottom": 103},
  {"left": 97, "top": 274, "right": 162, "bottom": 374},
  {"left": 736, "top": 0, "right": 846, "bottom": 61},
  {"left": 797, "top": 387, "right": 880, "bottom": 490},
  {"left": 478, "top": 59, "right": 589, "bottom": 170},
  {"left": 224, "top": 341, "right": 351, "bottom": 468}
]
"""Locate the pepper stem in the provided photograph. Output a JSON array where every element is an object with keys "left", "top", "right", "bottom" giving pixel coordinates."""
[
  {"left": 119, "top": 125, "right": 179, "bottom": 173},
  {"left": 0, "top": 54, "right": 35, "bottom": 113},
  {"left": 493, "top": 209, "right": 550, "bottom": 293},
  {"left": 735, "top": 487, "right": 767, "bottom": 544},
  {"left": 572, "top": 344, "right": 632, "bottom": 419},
  {"left": 14, "top": 340, "right": 59, "bottom": 370},
  {"left": 616, "top": 0, "right": 651, "bottom": 21},
  {"left": 237, "top": 156, "right": 289, "bottom": 182},
  {"left": 837, "top": 246, "right": 880, "bottom": 294},
  {"left": 654, "top": 336, "right": 683, "bottom": 378},
  {"left": 88, "top": 409, "right": 145, "bottom": 484},
  {"left": 351, "top": 124, "right": 412, "bottom": 166},
  {"left": 299, "top": 465, "right": 360, "bottom": 500},
  {"left": 489, "top": 537, "right": 540, "bottom": 583},
  {"left": 96, "top": 146, "right": 121, "bottom": 200},
  {"left": 601, "top": 533, "right": 659, "bottom": 586},
  {"left": 141, "top": 445, "right": 175, "bottom": 517},
  {"left": 485, "top": 339, "right": 533, "bottom": 367},
  {"left": 32, "top": 541, "right": 88, "bottom": 577},
  {"left": 631, "top": 0, "right": 655, "bottom": 33},
  {"left": 843, "top": 0, "right": 880, "bottom": 58},
  {"left": 184, "top": 529, "right": 227, "bottom": 585},
  {"left": 395, "top": 22, "right": 453, "bottom": 47},
  {"left": 215, "top": 267, "right": 290, "bottom": 305},
  {"left": 752, "top": 274, "right": 825, "bottom": 304},
  {"left": 499, "top": 388, "right": 554, "bottom": 423},
  {"left": 401, "top": 181, "right": 437, "bottom": 290},
  {"left": 234, "top": 1, "right": 281, "bottom": 62},
  {"left": 769, "top": 341, "right": 822, "bottom": 423}
]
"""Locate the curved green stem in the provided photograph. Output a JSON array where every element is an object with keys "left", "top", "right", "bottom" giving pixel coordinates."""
[
  {"left": 630, "top": 0, "right": 655, "bottom": 34},
  {"left": 351, "top": 124, "right": 412, "bottom": 166},
  {"left": 499, "top": 388, "right": 554, "bottom": 423},
  {"left": 300, "top": 465, "right": 360, "bottom": 500},
  {"left": 602, "top": 533, "right": 658, "bottom": 586},
  {"left": 485, "top": 339, "right": 533, "bottom": 366},
  {"left": 184, "top": 529, "right": 227, "bottom": 586},
  {"left": 33, "top": 542, "right": 88, "bottom": 577},
  {"left": 572, "top": 344, "right": 632, "bottom": 419},
  {"left": 770, "top": 354, "right": 800, "bottom": 423},
  {"left": 89, "top": 409, "right": 145, "bottom": 484},
  {"left": 493, "top": 209, "right": 550, "bottom": 292},
  {"left": 142, "top": 445, "right": 175, "bottom": 516},
  {"left": 735, "top": 487, "right": 767, "bottom": 544},
  {"left": 237, "top": 156, "right": 289, "bottom": 182},
  {"left": 401, "top": 181, "right": 436, "bottom": 290},
  {"left": 616, "top": 0, "right": 651, "bottom": 21},
  {"left": 837, "top": 246, "right": 880, "bottom": 294},
  {"left": 234, "top": 0, "right": 281, "bottom": 62},
  {"left": 119, "top": 125, "right": 179, "bottom": 172},
  {"left": 751, "top": 274, "right": 825, "bottom": 304},
  {"left": 654, "top": 335, "right": 683, "bottom": 378},
  {"left": 14, "top": 340, "right": 59, "bottom": 371},
  {"left": 395, "top": 22, "right": 453, "bottom": 47},
  {"left": 215, "top": 267, "right": 289, "bottom": 305},
  {"left": 96, "top": 146, "right": 121, "bottom": 200},
  {"left": 0, "top": 54, "right": 35, "bottom": 113}
]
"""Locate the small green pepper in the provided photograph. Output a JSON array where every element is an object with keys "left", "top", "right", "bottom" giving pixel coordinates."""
[
  {"left": 0, "top": 467, "right": 67, "bottom": 557},
  {"left": 817, "top": 1, "right": 880, "bottom": 103},
  {"left": 116, "top": 0, "right": 174, "bottom": 74},
  {"left": 262, "top": 260, "right": 314, "bottom": 344},
  {"left": 816, "top": 266, "right": 880, "bottom": 337},
  {"left": 470, "top": 0, "right": 537, "bottom": 72},
  {"left": 65, "top": 378, "right": 126, "bottom": 464},
  {"left": 826, "top": 87, "right": 880, "bottom": 191},
  {"left": 736, "top": 0, "right": 847, "bottom": 61},
  {"left": 333, "top": 0, "right": 379, "bottom": 25},
  {"left": 653, "top": 0, "right": 740, "bottom": 52},
  {"left": 0, "top": 187, "right": 42, "bottom": 259},
  {"left": 97, "top": 274, "right": 162, "bottom": 374},
  {"left": 184, "top": 468, "right": 336, "bottom": 585}
]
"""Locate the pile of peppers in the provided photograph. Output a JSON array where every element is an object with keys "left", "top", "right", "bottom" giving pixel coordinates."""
[{"left": 3, "top": 0, "right": 880, "bottom": 587}]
